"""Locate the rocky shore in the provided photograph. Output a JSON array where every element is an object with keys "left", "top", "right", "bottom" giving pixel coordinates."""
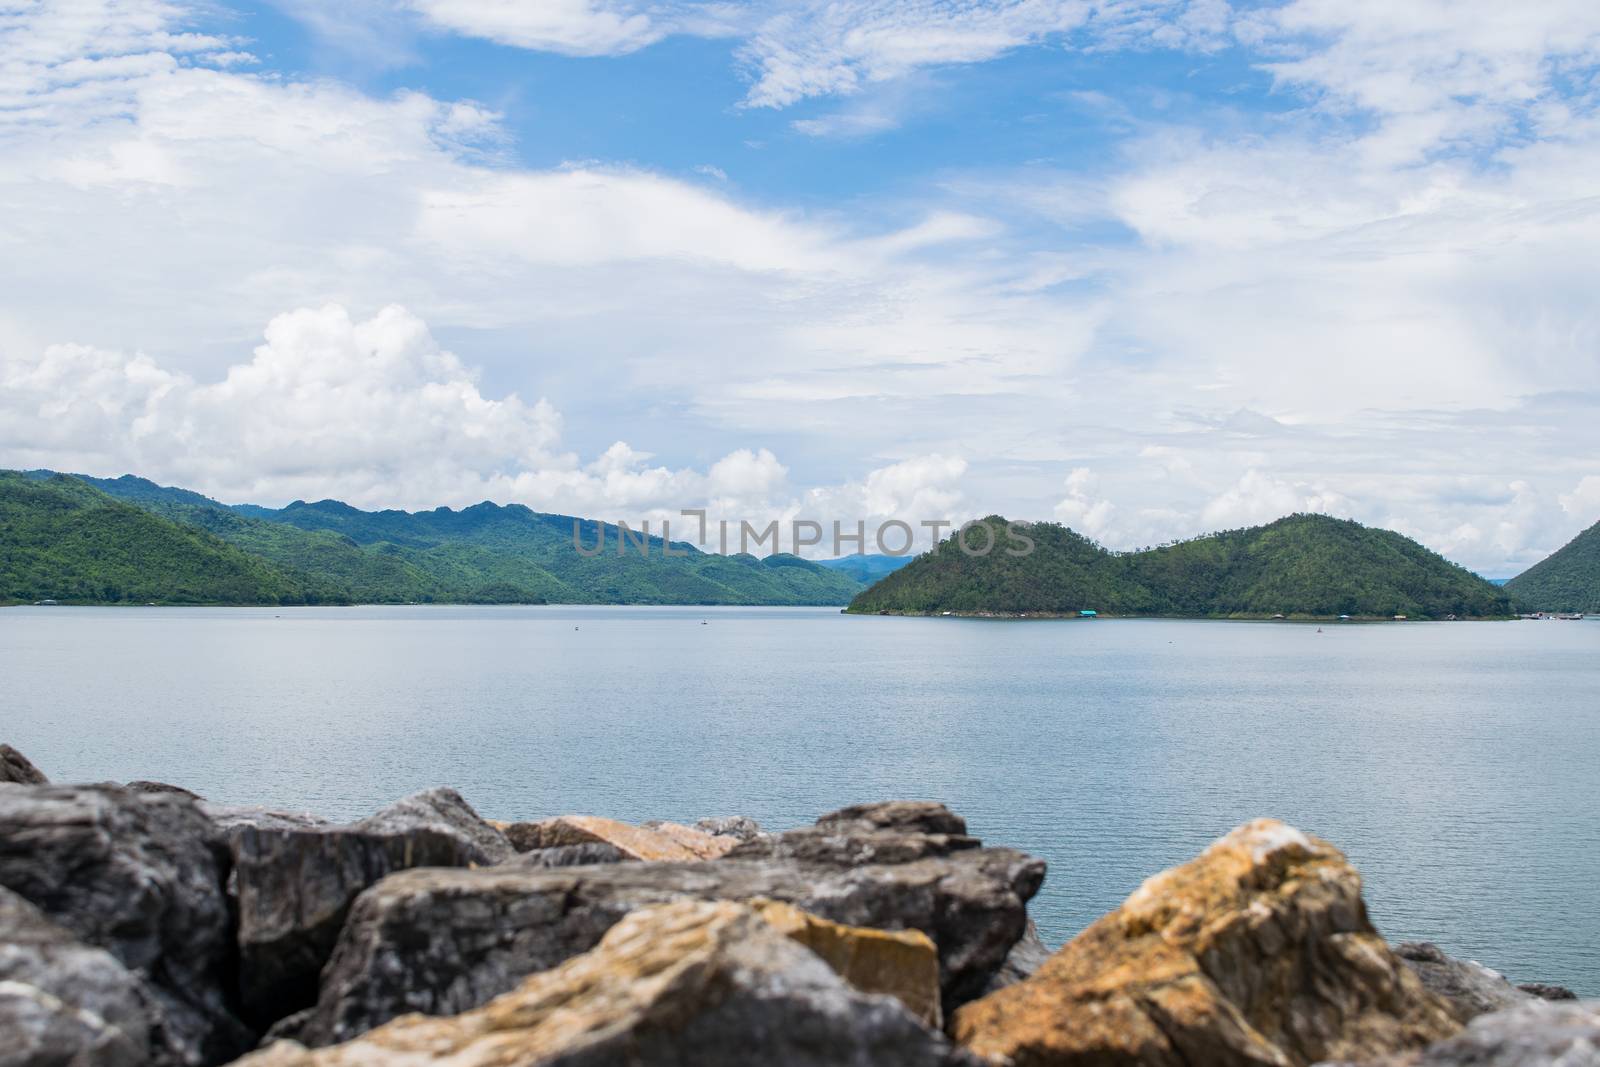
[{"left": 0, "top": 743, "right": 1590, "bottom": 1067}]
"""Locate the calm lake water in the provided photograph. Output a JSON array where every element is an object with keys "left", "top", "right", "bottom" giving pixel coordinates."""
[{"left": 3, "top": 606, "right": 1597, "bottom": 993}]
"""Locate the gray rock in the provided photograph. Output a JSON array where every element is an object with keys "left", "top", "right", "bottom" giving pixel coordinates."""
[
  {"left": 0, "top": 981, "right": 148, "bottom": 1067},
  {"left": 1, "top": 744, "right": 48, "bottom": 785},
  {"left": 692, "top": 815, "right": 765, "bottom": 842},
  {"left": 1325, "top": 999, "right": 1600, "bottom": 1067},
  {"left": 238, "top": 901, "right": 984, "bottom": 1067},
  {"left": 1518, "top": 983, "right": 1578, "bottom": 1001},
  {"left": 215, "top": 788, "right": 512, "bottom": 1029},
  {"left": 202, "top": 806, "right": 332, "bottom": 834},
  {"left": 289, "top": 834, "right": 1044, "bottom": 1046},
  {"left": 817, "top": 800, "right": 968, "bottom": 836},
  {"left": 0, "top": 786, "right": 252, "bottom": 1066},
  {"left": 978, "top": 918, "right": 1050, "bottom": 995},
  {"left": 352, "top": 789, "right": 512, "bottom": 866},
  {"left": 727, "top": 823, "right": 981, "bottom": 866},
  {"left": 0, "top": 886, "right": 153, "bottom": 1067},
  {"left": 502, "top": 843, "right": 631, "bottom": 869},
  {"left": 1397, "top": 942, "right": 1533, "bottom": 1021},
  {"left": 124, "top": 782, "right": 202, "bottom": 801}
]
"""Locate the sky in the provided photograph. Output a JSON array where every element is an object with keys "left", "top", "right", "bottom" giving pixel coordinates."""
[{"left": 2, "top": 0, "right": 1599, "bottom": 575}]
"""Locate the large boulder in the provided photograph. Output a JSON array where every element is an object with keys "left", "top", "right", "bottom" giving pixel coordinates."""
[
  {"left": 1396, "top": 942, "right": 1533, "bottom": 1021},
  {"left": 350, "top": 789, "right": 512, "bottom": 866},
  {"left": 1327, "top": 999, "right": 1600, "bottom": 1067},
  {"left": 285, "top": 816, "right": 1043, "bottom": 1046},
  {"left": 209, "top": 789, "right": 511, "bottom": 1029},
  {"left": 750, "top": 898, "right": 943, "bottom": 1027},
  {"left": 951, "top": 819, "right": 1461, "bottom": 1067},
  {"left": 236, "top": 901, "right": 983, "bottom": 1067},
  {"left": 1, "top": 744, "right": 48, "bottom": 785},
  {"left": 0, "top": 785, "right": 253, "bottom": 1066},
  {"left": 0, "top": 885, "right": 153, "bottom": 1067}
]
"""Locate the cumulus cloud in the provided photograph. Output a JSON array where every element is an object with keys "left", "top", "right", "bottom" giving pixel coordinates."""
[
  {"left": 1053, "top": 466, "right": 1115, "bottom": 540},
  {"left": 1559, "top": 476, "right": 1600, "bottom": 525},
  {"left": 1199, "top": 470, "right": 1351, "bottom": 530},
  {"left": 0, "top": 302, "right": 983, "bottom": 552},
  {"left": 4, "top": 0, "right": 1600, "bottom": 577}
]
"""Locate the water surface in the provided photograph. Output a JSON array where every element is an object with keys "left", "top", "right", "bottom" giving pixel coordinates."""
[{"left": 4, "top": 606, "right": 1596, "bottom": 993}]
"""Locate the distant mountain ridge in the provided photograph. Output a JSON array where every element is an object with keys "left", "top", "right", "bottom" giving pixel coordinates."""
[
  {"left": 1504, "top": 521, "right": 1600, "bottom": 613},
  {"left": 5, "top": 471, "right": 862, "bottom": 607},
  {"left": 847, "top": 513, "right": 1513, "bottom": 619},
  {"left": 1, "top": 472, "right": 335, "bottom": 606},
  {"left": 814, "top": 553, "right": 917, "bottom": 583}
]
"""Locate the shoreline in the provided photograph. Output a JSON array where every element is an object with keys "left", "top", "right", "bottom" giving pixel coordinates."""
[{"left": 843, "top": 608, "right": 1524, "bottom": 622}]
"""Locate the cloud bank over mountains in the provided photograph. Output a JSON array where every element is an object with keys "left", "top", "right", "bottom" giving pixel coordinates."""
[{"left": 1, "top": 0, "right": 1598, "bottom": 572}]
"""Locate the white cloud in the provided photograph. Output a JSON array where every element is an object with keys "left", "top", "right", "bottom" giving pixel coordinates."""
[
  {"left": 404, "top": 0, "right": 676, "bottom": 56},
  {"left": 0, "top": 301, "right": 983, "bottom": 552},
  {"left": 1249, "top": 0, "right": 1600, "bottom": 163},
  {"left": 1559, "top": 476, "right": 1600, "bottom": 525},
  {"left": 1053, "top": 466, "right": 1115, "bottom": 540},
  {"left": 4, "top": 0, "right": 1600, "bottom": 578},
  {"left": 1199, "top": 470, "right": 1351, "bottom": 530},
  {"left": 393, "top": 0, "right": 1228, "bottom": 113}
]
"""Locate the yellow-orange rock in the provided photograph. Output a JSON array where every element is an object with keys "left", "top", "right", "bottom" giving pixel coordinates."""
[
  {"left": 951, "top": 819, "right": 1461, "bottom": 1067},
  {"left": 752, "top": 898, "right": 942, "bottom": 1027},
  {"left": 643, "top": 820, "right": 740, "bottom": 859},
  {"left": 232, "top": 901, "right": 978, "bottom": 1067},
  {"left": 505, "top": 815, "right": 727, "bottom": 862}
]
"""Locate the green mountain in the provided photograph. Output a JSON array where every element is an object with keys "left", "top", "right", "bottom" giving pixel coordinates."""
[
  {"left": 0, "top": 473, "right": 338, "bottom": 606},
  {"left": 1504, "top": 521, "right": 1600, "bottom": 613},
  {"left": 847, "top": 514, "right": 1513, "bottom": 619},
  {"left": 14, "top": 471, "right": 862, "bottom": 607}
]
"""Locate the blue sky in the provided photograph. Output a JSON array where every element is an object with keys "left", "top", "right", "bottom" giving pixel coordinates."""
[{"left": 2, "top": 0, "right": 1599, "bottom": 574}]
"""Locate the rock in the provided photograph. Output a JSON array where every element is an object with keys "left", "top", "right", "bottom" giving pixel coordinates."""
[
  {"left": 693, "top": 815, "right": 765, "bottom": 841},
  {"left": 979, "top": 918, "right": 1050, "bottom": 996},
  {"left": 726, "top": 819, "right": 981, "bottom": 867},
  {"left": 0, "top": 886, "right": 153, "bottom": 1066},
  {"left": 750, "top": 898, "right": 943, "bottom": 1028},
  {"left": 1396, "top": 942, "right": 1533, "bottom": 1021},
  {"left": 640, "top": 819, "right": 742, "bottom": 858},
  {"left": 233, "top": 901, "right": 983, "bottom": 1067},
  {"left": 503, "top": 843, "right": 632, "bottom": 869},
  {"left": 504, "top": 814, "right": 726, "bottom": 862},
  {"left": 1517, "top": 983, "right": 1578, "bottom": 1002},
  {"left": 217, "top": 788, "right": 511, "bottom": 1028},
  {"left": 203, "top": 806, "right": 332, "bottom": 833},
  {"left": 819, "top": 800, "right": 969, "bottom": 836},
  {"left": 125, "top": 781, "right": 203, "bottom": 800},
  {"left": 0, "top": 785, "right": 253, "bottom": 1066},
  {"left": 951, "top": 819, "right": 1460, "bottom": 1067},
  {"left": 1, "top": 744, "right": 48, "bottom": 785},
  {"left": 351, "top": 789, "right": 512, "bottom": 866},
  {"left": 0, "top": 981, "right": 149, "bottom": 1067},
  {"left": 1325, "top": 999, "right": 1600, "bottom": 1067},
  {"left": 288, "top": 832, "right": 1043, "bottom": 1045}
]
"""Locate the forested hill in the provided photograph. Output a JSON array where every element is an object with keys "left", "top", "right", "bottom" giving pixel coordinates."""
[
  {"left": 9, "top": 471, "right": 862, "bottom": 607},
  {"left": 0, "top": 473, "right": 334, "bottom": 605},
  {"left": 847, "top": 514, "right": 1513, "bottom": 619},
  {"left": 1504, "top": 522, "right": 1600, "bottom": 613}
]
